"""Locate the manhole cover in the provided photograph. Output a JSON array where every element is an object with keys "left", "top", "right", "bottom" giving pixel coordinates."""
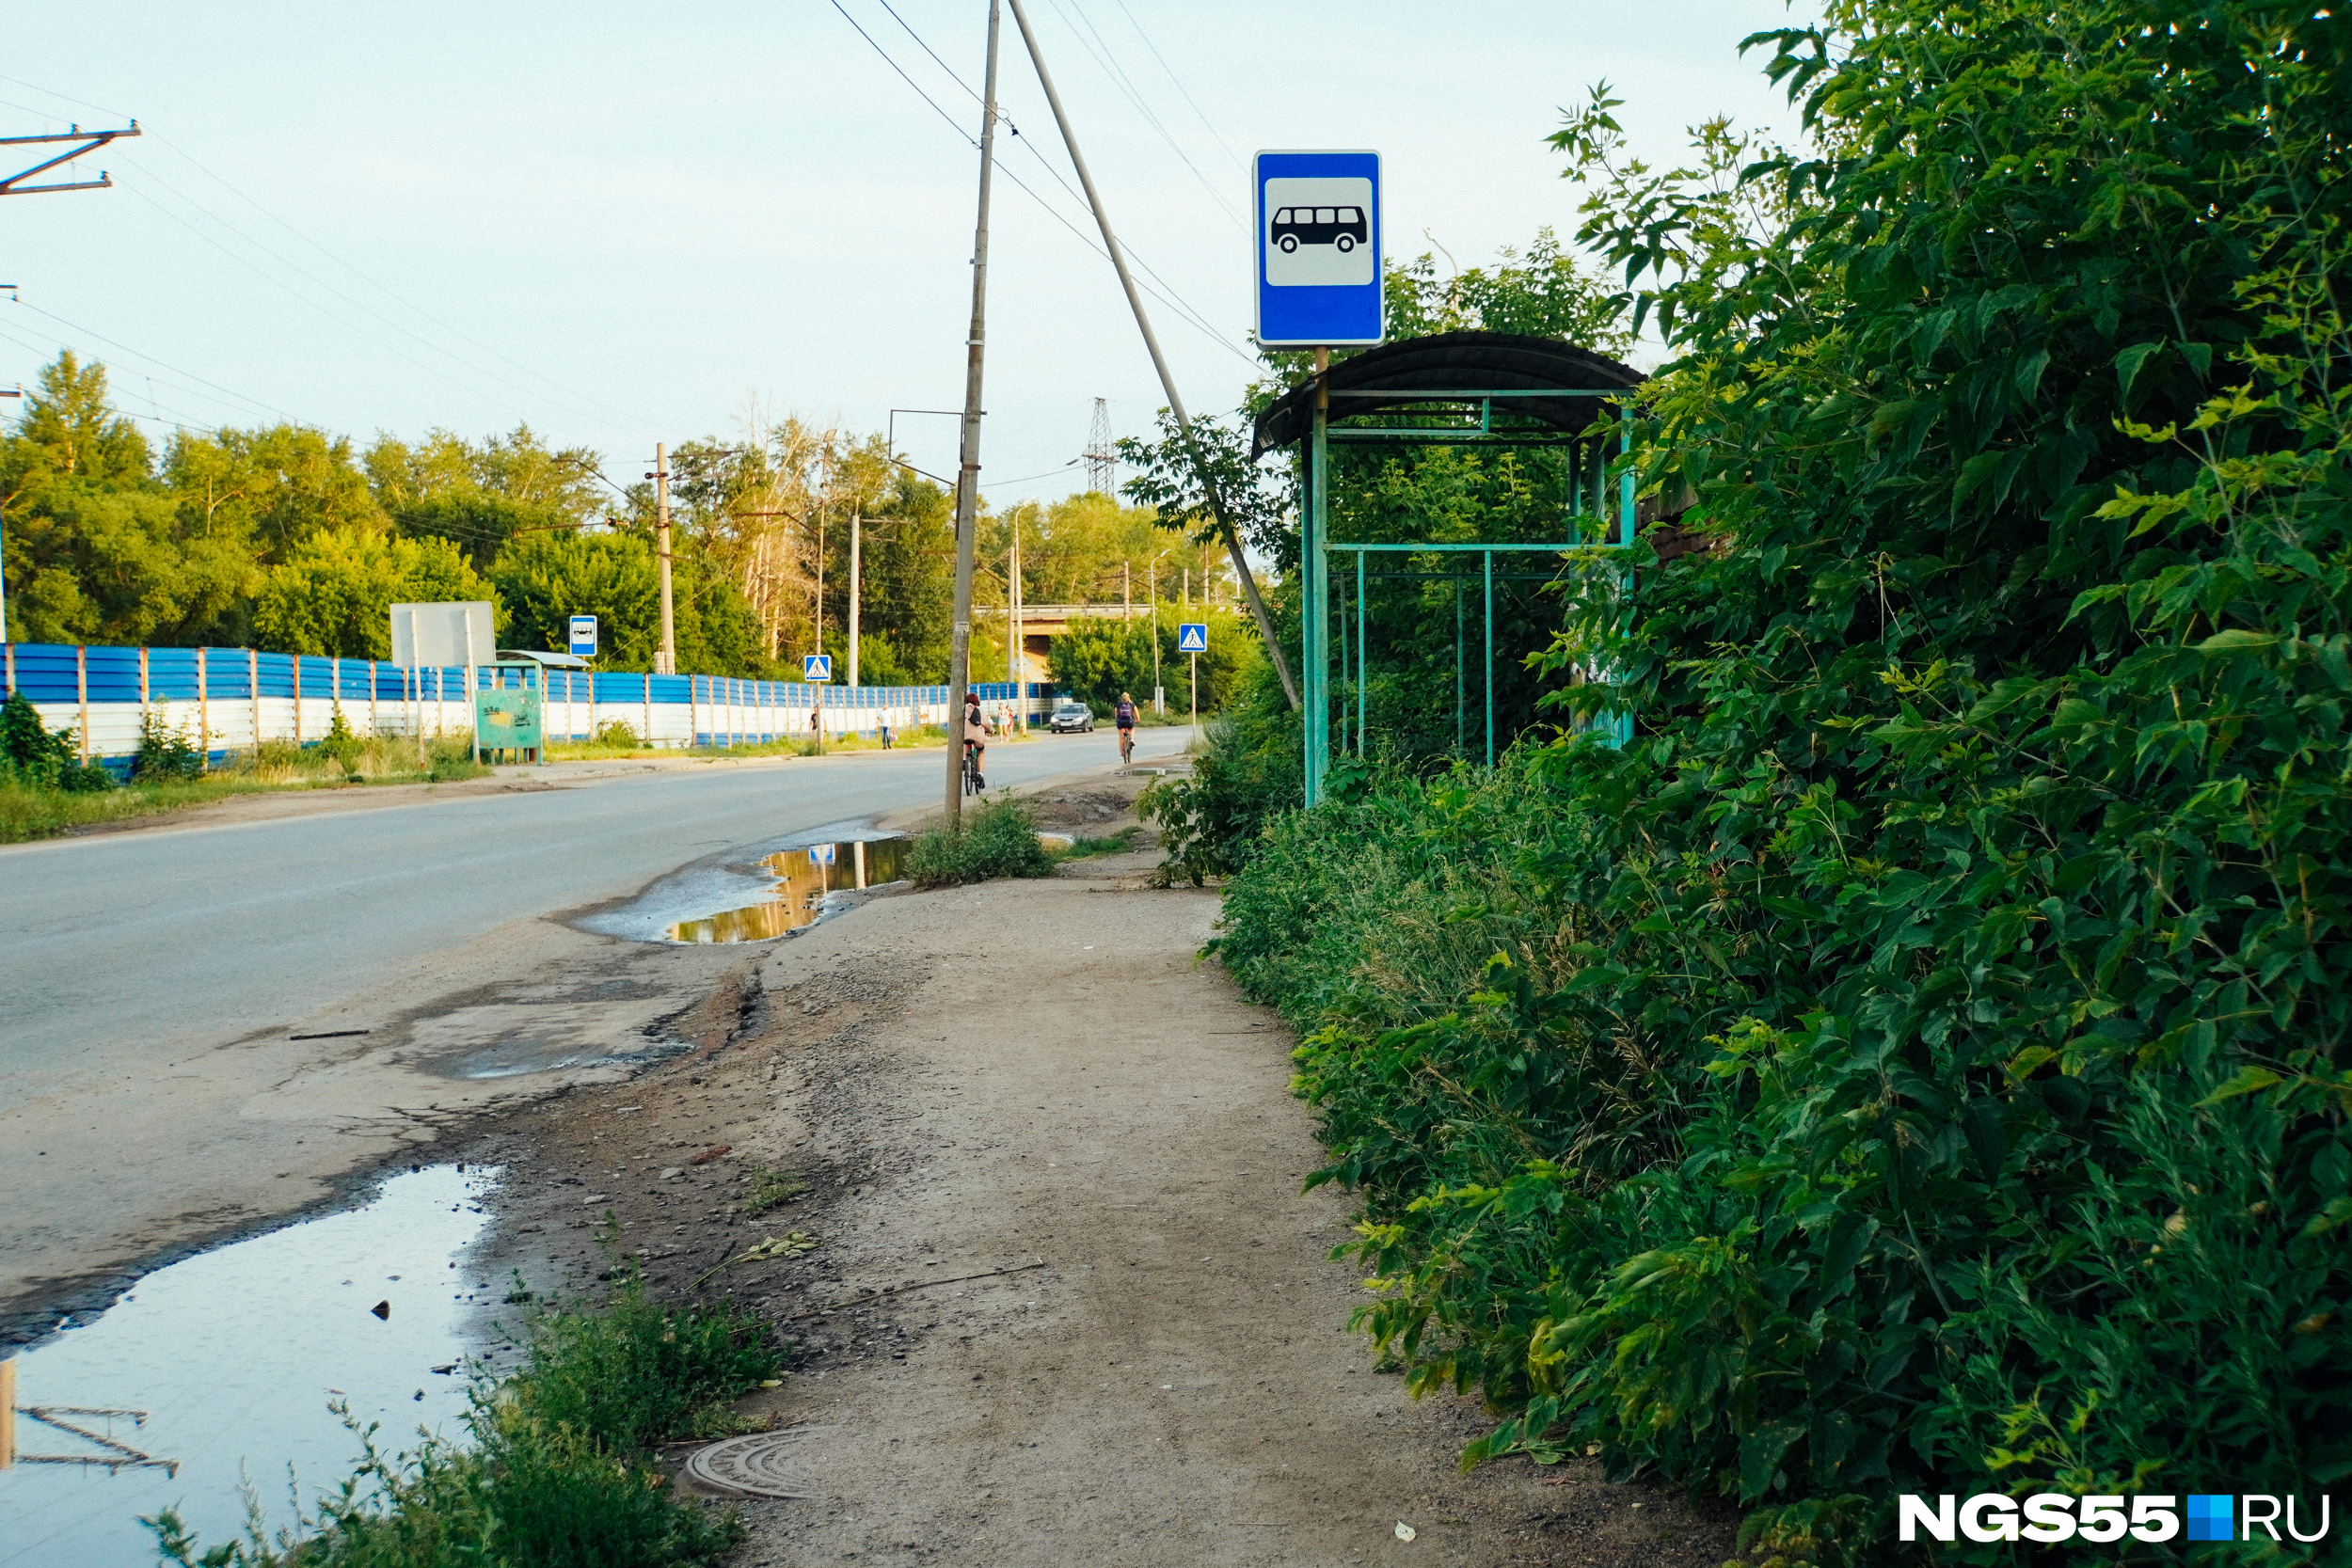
[{"left": 682, "top": 1427, "right": 837, "bottom": 1498}]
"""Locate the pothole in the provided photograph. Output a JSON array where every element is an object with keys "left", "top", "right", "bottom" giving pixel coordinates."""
[
  {"left": 0, "top": 1165, "right": 502, "bottom": 1568},
  {"left": 575, "top": 829, "right": 909, "bottom": 946}
]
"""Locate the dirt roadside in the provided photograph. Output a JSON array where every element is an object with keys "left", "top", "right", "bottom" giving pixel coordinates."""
[{"left": 458, "top": 773, "right": 1741, "bottom": 1568}]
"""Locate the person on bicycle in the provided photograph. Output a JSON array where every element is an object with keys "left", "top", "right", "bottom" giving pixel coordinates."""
[
  {"left": 962, "top": 691, "right": 988, "bottom": 789},
  {"left": 1114, "top": 690, "right": 1138, "bottom": 761}
]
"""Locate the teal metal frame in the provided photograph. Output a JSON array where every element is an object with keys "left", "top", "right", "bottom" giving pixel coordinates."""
[{"left": 1300, "top": 389, "right": 1635, "bottom": 805}]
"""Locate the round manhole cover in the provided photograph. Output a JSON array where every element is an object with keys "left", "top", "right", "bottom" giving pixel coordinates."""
[{"left": 682, "top": 1427, "right": 835, "bottom": 1499}]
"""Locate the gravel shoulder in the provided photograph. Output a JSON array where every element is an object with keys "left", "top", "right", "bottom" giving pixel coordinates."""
[{"left": 463, "top": 775, "right": 1740, "bottom": 1567}]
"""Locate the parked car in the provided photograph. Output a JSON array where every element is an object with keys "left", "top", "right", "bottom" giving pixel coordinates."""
[{"left": 1047, "top": 700, "right": 1094, "bottom": 733}]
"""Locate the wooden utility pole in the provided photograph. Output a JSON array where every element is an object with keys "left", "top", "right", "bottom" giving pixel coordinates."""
[
  {"left": 946, "top": 0, "right": 1004, "bottom": 824},
  {"left": 652, "top": 444, "right": 676, "bottom": 675},
  {"left": 1004, "top": 0, "right": 1299, "bottom": 710}
]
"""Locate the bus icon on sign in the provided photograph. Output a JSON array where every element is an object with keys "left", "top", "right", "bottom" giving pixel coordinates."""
[{"left": 1271, "top": 203, "right": 1366, "bottom": 254}]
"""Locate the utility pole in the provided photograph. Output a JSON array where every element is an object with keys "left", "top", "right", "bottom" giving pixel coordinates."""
[
  {"left": 650, "top": 444, "right": 676, "bottom": 675},
  {"left": 1122, "top": 561, "right": 1131, "bottom": 620},
  {"left": 1149, "top": 550, "right": 1167, "bottom": 715},
  {"left": 1004, "top": 0, "right": 1298, "bottom": 710},
  {"left": 946, "top": 0, "right": 1004, "bottom": 825},
  {"left": 0, "top": 382, "right": 17, "bottom": 644},
  {"left": 848, "top": 512, "right": 861, "bottom": 687}
]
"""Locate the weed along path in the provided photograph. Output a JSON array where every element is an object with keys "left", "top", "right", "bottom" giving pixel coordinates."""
[{"left": 470, "top": 812, "right": 1739, "bottom": 1564}]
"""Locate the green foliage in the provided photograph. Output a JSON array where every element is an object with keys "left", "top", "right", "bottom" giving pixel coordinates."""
[
  {"left": 594, "top": 720, "right": 642, "bottom": 749},
  {"left": 253, "top": 530, "right": 493, "bottom": 659},
  {"left": 739, "top": 1166, "right": 806, "bottom": 1216},
  {"left": 1214, "top": 3, "right": 2352, "bottom": 1559},
  {"left": 905, "top": 796, "right": 1054, "bottom": 889},
  {"left": 1049, "top": 604, "right": 1256, "bottom": 715},
  {"left": 1141, "top": 652, "right": 1300, "bottom": 882},
  {"left": 146, "top": 1270, "right": 773, "bottom": 1568},
  {"left": 131, "top": 709, "right": 206, "bottom": 783},
  {"left": 0, "top": 689, "right": 110, "bottom": 792}
]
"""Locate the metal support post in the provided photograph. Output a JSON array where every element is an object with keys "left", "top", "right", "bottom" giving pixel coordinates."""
[
  {"left": 1303, "top": 351, "right": 1330, "bottom": 804},
  {"left": 1355, "top": 548, "right": 1366, "bottom": 757},
  {"left": 1454, "top": 581, "right": 1464, "bottom": 756},
  {"left": 1483, "top": 549, "right": 1495, "bottom": 768}
]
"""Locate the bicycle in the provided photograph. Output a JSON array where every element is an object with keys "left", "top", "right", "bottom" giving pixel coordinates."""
[
  {"left": 1118, "top": 727, "right": 1135, "bottom": 765},
  {"left": 962, "top": 739, "right": 984, "bottom": 796}
]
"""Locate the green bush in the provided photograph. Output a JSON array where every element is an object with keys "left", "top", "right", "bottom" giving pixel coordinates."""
[
  {"left": 594, "top": 719, "right": 641, "bottom": 749},
  {"left": 130, "top": 709, "right": 206, "bottom": 783},
  {"left": 905, "top": 796, "right": 1053, "bottom": 889},
  {"left": 1215, "top": 2, "right": 2352, "bottom": 1560},
  {"left": 146, "top": 1270, "right": 774, "bottom": 1568},
  {"left": 1, "top": 689, "right": 111, "bottom": 792}
]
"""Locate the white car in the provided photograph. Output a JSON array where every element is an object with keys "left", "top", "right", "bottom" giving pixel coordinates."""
[{"left": 1047, "top": 700, "right": 1094, "bottom": 733}]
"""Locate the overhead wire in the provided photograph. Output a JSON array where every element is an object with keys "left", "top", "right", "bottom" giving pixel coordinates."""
[
  {"left": 831, "top": 0, "right": 1255, "bottom": 370},
  {"left": 1107, "top": 0, "right": 1248, "bottom": 176},
  {"left": 1043, "top": 0, "right": 1244, "bottom": 229},
  {"left": 0, "top": 71, "right": 642, "bottom": 430},
  {"left": 861, "top": 0, "right": 1242, "bottom": 348},
  {"left": 6, "top": 296, "right": 308, "bottom": 424}
]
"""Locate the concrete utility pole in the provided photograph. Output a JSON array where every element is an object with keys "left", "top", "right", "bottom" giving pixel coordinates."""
[
  {"left": 1004, "top": 0, "right": 1299, "bottom": 710},
  {"left": 946, "top": 0, "right": 1004, "bottom": 825},
  {"left": 848, "top": 512, "right": 862, "bottom": 688},
  {"left": 650, "top": 444, "right": 676, "bottom": 675}
]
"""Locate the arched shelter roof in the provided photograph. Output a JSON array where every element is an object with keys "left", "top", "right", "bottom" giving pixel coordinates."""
[{"left": 1249, "top": 330, "right": 1644, "bottom": 460}]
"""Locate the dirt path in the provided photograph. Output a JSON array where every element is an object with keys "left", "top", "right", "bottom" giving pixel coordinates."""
[{"left": 471, "top": 783, "right": 1739, "bottom": 1567}]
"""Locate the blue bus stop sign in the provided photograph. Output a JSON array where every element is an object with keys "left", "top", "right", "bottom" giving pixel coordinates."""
[
  {"left": 1176, "top": 623, "right": 1208, "bottom": 654},
  {"left": 1254, "top": 150, "right": 1383, "bottom": 347},
  {"left": 803, "top": 653, "right": 833, "bottom": 683},
  {"left": 568, "top": 615, "right": 596, "bottom": 657}
]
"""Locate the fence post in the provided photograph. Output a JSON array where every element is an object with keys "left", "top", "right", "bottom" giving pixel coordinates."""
[
  {"left": 139, "top": 645, "right": 150, "bottom": 729},
  {"left": 689, "top": 674, "right": 698, "bottom": 750},
  {"left": 249, "top": 648, "right": 262, "bottom": 753},
  {"left": 198, "top": 648, "right": 210, "bottom": 770},
  {"left": 75, "top": 644, "right": 89, "bottom": 763},
  {"left": 642, "top": 672, "right": 652, "bottom": 748},
  {"left": 293, "top": 657, "right": 303, "bottom": 745}
]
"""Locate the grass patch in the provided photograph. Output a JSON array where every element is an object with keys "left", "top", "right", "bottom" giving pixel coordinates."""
[
  {"left": 1055, "top": 826, "right": 1140, "bottom": 859},
  {"left": 905, "top": 796, "right": 1055, "bottom": 889},
  {"left": 0, "top": 732, "right": 489, "bottom": 844},
  {"left": 148, "top": 1267, "right": 779, "bottom": 1567},
  {"left": 739, "top": 1165, "right": 807, "bottom": 1216}
]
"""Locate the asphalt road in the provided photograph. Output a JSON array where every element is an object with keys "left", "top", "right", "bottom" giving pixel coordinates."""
[{"left": 0, "top": 728, "right": 1187, "bottom": 1327}]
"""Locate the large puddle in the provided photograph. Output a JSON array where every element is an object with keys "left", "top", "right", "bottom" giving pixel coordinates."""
[
  {"left": 667, "top": 836, "right": 907, "bottom": 943},
  {"left": 2, "top": 1165, "right": 501, "bottom": 1568}
]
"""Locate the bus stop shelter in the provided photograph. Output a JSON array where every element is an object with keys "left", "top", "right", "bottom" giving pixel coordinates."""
[{"left": 1252, "top": 330, "right": 1644, "bottom": 804}]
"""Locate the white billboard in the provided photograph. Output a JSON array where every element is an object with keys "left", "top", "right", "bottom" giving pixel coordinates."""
[{"left": 389, "top": 601, "right": 496, "bottom": 669}]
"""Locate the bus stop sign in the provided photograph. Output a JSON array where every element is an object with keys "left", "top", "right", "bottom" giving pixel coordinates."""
[
  {"left": 568, "top": 615, "right": 596, "bottom": 657},
  {"left": 1254, "top": 150, "right": 1383, "bottom": 347}
]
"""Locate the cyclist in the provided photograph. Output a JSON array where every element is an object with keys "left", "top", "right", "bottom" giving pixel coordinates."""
[
  {"left": 962, "top": 691, "right": 988, "bottom": 791},
  {"left": 1115, "top": 690, "right": 1138, "bottom": 764}
]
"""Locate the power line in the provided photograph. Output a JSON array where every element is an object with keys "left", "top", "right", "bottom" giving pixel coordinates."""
[
  {"left": 830, "top": 0, "right": 1252, "bottom": 368},
  {"left": 6, "top": 295, "right": 308, "bottom": 424},
  {"left": 1043, "top": 0, "right": 1242, "bottom": 229},
  {"left": 0, "top": 72, "right": 641, "bottom": 429},
  {"left": 1107, "top": 0, "right": 1248, "bottom": 175},
  {"left": 113, "top": 155, "right": 635, "bottom": 432}
]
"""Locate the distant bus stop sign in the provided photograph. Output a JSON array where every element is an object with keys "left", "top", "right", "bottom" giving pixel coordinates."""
[
  {"left": 803, "top": 654, "right": 833, "bottom": 682},
  {"left": 568, "top": 615, "right": 597, "bottom": 657},
  {"left": 1254, "top": 150, "right": 1383, "bottom": 347},
  {"left": 1177, "top": 623, "right": 1208, "bottom": 654}
]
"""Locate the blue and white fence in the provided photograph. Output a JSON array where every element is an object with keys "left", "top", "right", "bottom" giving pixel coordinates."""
[{"left": 1, "top": 642, "right": 1059, "bottom": 768}]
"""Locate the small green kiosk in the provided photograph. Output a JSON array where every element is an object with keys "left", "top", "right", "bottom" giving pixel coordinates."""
[{"left": 475, "top": 649, "right": 586, "bottom": 765}]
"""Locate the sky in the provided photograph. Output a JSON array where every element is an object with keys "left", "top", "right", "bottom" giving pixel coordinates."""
[{"left": 0, "top": 1, "right": 1820, "bottom": 509}]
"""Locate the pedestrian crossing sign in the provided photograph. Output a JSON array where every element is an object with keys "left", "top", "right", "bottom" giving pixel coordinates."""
[
  {"left": 803, "top": 654, "right": 832, "bottom": 682},
  {"left": 1176, "top": 623, "right": 1207, "bottom": 654}
]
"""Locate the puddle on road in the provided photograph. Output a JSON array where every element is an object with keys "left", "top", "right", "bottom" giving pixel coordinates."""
[
  {"left": 666, "top": 836, "right": 907, "bottom": 944},
  {"left": 1, "top": 1165, "right": 503, "bottom": 1568}
]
